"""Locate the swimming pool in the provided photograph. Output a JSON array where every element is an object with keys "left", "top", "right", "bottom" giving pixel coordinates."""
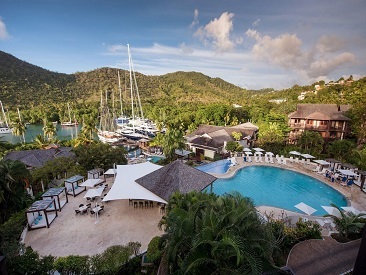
[
  {"left": 196, "top": 159, "right": 230, "bottom": 174},
  {"left": 210, "top": 166, "right": 347, "bottom": 216}
]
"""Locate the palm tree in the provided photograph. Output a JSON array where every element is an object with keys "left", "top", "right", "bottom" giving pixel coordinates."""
[
  {"left": 0, "top": 159, "right": 31, "bottom": 223},
  {"left": 325, "top": 204, "right": 366, "bottom": 239},
  {"left": 81, "top": 115, "right": 97, "bottom": 141},
  {"left": 11, "top": 118, "right": 27, "bottom": 144},
  {"left": 352, "top": 150, "right": 366, "bottom": 170},
  {"left": 32, "top": 134, "right": 49, "bottom": 149},
  {"left": 164, "top": 191, "right": 275, "bottom": 274},
  {"left": 42, "top": 119, "right": 57, "bottom": 140}
]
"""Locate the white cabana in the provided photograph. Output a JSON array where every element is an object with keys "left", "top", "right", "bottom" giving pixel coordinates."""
[
  {"left": 265, "top": 152, "right": 274, "bottom": 156},
  {"left": 254, "top": 151, "right": 263, "bottom": 155},
  {"left": 337, "top": 169, "right": 358, "bottom": 177},
  {"left": 243, "top": 148, "right": 252, "bottom": 152},
  {"left": 80, "top": 179, "right": 104, "bottom": 188},
  {"left": 104, "top": 168, "right": 116, "bottom": 176},
  {"left": 289, "top": 151, "right": 302, "bottom": 156},
  {"left": 313, "top": 160, "right": 330, "bottom": 166},
  {"left": 301, "top": 154, "right": 315, "bottom": 159},
  {"left": 253, "top": 148, "right": 265, "bottom": 152},
  {"left": 103, "top": 162, "right": 167, "bottom": 204},
  {"left": 295, "top": 202, "right": 317, "bottom": 216},
  {"left": 245, "top": 151, "right": 253, "bottom": 155}
]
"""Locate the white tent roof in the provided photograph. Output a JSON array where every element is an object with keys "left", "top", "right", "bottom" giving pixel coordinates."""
[
  {"left": 103, "top": 162, "right": 167, "bottom": 203},
  {"left": 301, "top": 153, "right": 315, "bottom": 159},
  {"left": 337, "top": 169, "right": 358, "bottom": 177}
]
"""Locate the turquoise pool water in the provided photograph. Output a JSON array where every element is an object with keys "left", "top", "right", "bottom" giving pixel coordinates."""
[
  {"left": 211, "top": 166, "right": 347, "bottom": 216},
  {"left": 196, "top": 159, "right": 230, "bottom": 174}
]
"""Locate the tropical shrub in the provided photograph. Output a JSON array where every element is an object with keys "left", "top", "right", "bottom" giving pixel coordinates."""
[
  {"left": 147, "top": 236, "right": 163, "bottom": 264},
  {"left": 162, "top": 191, "right": 276, "bottom": 274}
]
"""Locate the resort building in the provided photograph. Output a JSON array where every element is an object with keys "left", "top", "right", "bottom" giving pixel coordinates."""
[
  {"left": 185, "top": 123, "right": 258, "bottom": 159},
  {"left": 4, "top": 146, "right": 75, "bottom": 170},
  {"left": 288, "top": 104, "right": 352, "bottom": 143}
]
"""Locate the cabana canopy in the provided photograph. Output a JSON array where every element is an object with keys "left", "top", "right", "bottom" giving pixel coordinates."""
[
  {"left": 337, "top": 169, "right": 358, "bottom": 177},
  {"left": 289, "top": 151, "right": 302, "bottom": 155},
  {"left": 313, "top": 160, "right": 330, "bottom": 165},
  {"left": 253, "top": 148, "right": 265, "bottom": 152},
  {"left": 301, "top": 154, "right": 315, "bottom": 159},
  {"left": 103, "top": 162, "right": 166, "bottom": 203}
]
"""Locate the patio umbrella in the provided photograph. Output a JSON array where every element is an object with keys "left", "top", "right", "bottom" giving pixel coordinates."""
[
  {"left": 341, "top": 206, "right": 364, "bottom": 215},
  {"left": 295, "top": 202, "right": 317, "bottom": 216},
  {"left": 84, "top": 186, "right": 105, "bottom": 223},
  {"left": 253, "top": 147, "right": 265, "bottom": 152},
  {"left": 289, "top": 151, "right": 302, "bottom": 156},
  {"left": 301, "top": 154, "right": 315, "bottom": 159},
  {"left": 321, "top": 206, "right": 342, "bottom": 218},
  {"left": 243, "top": 148, "right": 252, "bottom": 152},
  {"left": 80, "top": 179, "right": 103, "bottom": 188}
]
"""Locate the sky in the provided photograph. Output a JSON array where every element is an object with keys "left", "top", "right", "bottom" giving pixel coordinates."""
[{"left": 0, "top": 0, "right": 366, "bottom": 90}]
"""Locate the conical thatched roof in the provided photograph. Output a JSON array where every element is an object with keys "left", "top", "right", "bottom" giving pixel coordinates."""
[{"left": 135, "top": 160, "right": 217, "bottom": 201}]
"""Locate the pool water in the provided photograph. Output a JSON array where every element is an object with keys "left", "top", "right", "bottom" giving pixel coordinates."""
[
  {"left": 196, "top": 159, "right": 230, "bottom": 174},
  {"left": 149, "top": 156, "right": 165, "bottom": 163},
  {"left": 210, "top": 166, "right": 347, "bottom": 216}
]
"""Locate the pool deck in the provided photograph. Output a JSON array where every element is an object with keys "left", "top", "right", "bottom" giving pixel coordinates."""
[{"left": 210, "top": 157, "right": 366, "bottom": 220}]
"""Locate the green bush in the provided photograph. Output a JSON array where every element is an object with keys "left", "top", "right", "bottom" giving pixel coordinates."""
[
  {"left": 7, "top": 246, "right": 55, "bottom": 275},
  {"left": 147, "top": 236, "right": 163, "bottom": 264},
  {"left": 0, "top": 211, "right": 27, "bottom": 257},
  {"left": 53, "top": 255, "right": 90, "bottom": 275}
]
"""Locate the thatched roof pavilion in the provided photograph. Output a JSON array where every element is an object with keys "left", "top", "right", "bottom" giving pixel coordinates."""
[{"left": 135, "top": 160, "right": 217, "bottom": 202}]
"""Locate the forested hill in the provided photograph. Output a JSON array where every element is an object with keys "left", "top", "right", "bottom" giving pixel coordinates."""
[{"left": 0, "top": 51, "right": 248, "bottom": 109}]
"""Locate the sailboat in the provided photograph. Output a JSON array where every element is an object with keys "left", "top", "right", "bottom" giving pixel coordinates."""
[
  {"left": 0, "top": 100, "right": 12, "bottom": 134},
  {"left": 115, "top": 44, "right": 157, "bottom": 140},
  {"left": 61, "top": 103, "right": 79, "bottom": 126},
  {"left": 97, "top": 90, "right": 124, "bottom": 144}
]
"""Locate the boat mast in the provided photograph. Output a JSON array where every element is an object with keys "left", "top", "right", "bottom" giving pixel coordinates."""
[
  {"left": 0, "top": 100, "right": 9, "bottom": 127},
  {"left": 127, "top": 44, "right": 135, "bottom": 132},
  {"left": 130, "top": 54, "right": 144, "bottom": 121},
  {"left": 118, "top": 70, "right": 123, "bottom": 117}
]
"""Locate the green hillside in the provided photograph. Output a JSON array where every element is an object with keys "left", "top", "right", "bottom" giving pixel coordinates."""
[{"left": 0, "top": 51, "right": 247, "bottom": 110}]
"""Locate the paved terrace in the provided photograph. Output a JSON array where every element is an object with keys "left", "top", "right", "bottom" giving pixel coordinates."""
[{"left": 24, "top": 176, "right": 164, "bottom": 257}]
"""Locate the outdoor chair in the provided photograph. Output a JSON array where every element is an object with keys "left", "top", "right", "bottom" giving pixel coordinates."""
[
  {"left": 75, "top": 209, "right": 81, "bottom": 214},
  {"left": 133, "top": 201, "right": 138, "bottom": 208},
  {"left": 145, "top": 201, "right": 149, "bottom": 208},
  {"left": 86, "top": 203, "right": 91, "bottom": 208},
  {"left": 79, "top": 204, "right": 84, "bottom": 207},
  {"left": 90, "top": 209, "right": 95, "bottom": 215},
  {"left": 139, "top": 201, "right": 144, "bottom": 208},
  {"left": 160, "top": 205, "right": 166, "bottom": 214},
  {"left": 149, "top": 201, "right": 154, "bottom": 208}
]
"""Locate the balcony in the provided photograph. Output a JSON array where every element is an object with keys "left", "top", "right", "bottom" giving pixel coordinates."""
[
  {"left": 289, "top": 123, "right": 305, "bottom": 128},
  {"left": 304, "top": 125, "right": 328, "bottom": 131}
]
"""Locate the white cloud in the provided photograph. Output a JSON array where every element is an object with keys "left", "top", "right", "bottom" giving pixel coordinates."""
[
  {"left": 252, "top": 18, "right": 261, "bottom": 27},
  {"left": 190, "top": 9, "right": 199, "bottom": 28},
  {"left": 0, "top": 18, "right": 10, "bottom": 40},
  {"left": 246, "top": 28, "right": 356, "bottom": 79},
  {"left": 316, "top": 35, "right": 345, "bottom": 53},
  {"left": 195, "top": 12, "right": 235, "bottom": 52},
  {"left": 179, "top": 43, "right": 194, "bottom": 55}
]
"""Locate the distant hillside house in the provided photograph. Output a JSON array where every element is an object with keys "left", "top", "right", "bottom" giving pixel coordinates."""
[
  {"left": 4, "top": 147, "right": 75, "bottom": 170},
  {"left": 288, "top": 104, "right": 352, "bottom": 143},
  {"left": 185, "top": 123, "right": 259, "bottom": 159}
]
